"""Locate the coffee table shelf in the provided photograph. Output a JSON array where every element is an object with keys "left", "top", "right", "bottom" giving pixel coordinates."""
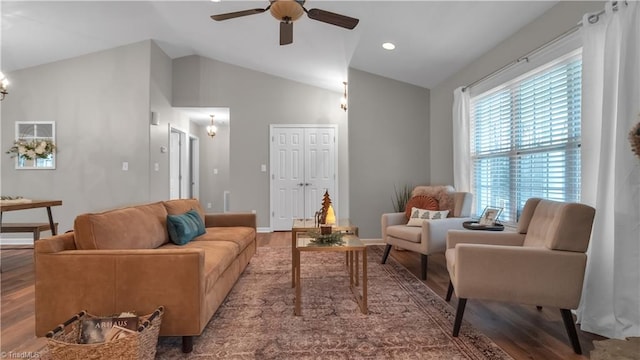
[
  {"left": 293, "top": 233, "right": 367, "bottom": 316},
  {"left": 290, "top": 218, "right": 358, "bottom": 287}
]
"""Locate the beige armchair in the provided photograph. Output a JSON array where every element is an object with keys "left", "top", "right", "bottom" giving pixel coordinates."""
[
  {"left": 444, "top": 198, "right": 595, "bottom": 354},
  {"left": 381, "top": 185, "right": 472, "bottom": 280}
]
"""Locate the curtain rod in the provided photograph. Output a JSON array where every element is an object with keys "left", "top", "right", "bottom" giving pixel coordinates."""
[{"left": 461, "top": 2, "right": 622, "bottom": 92}]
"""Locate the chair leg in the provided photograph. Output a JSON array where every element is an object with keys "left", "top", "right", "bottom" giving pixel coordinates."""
[
  {"left": 446, "top": 281, "right": 454, "bottom": 301},
  {"left": 381, "top": 244, "right": 392, "bottom": 264},
  {"left": 182, "top": 336, "right": 194, "bottom": 353},
  {"left": 452, "top": 298, "right": 467, "bottom": 337},
  {"left": 420, "top": 254, "right": 428, "bottom": 280},
  {"left": 560, "top": 309, "right": 582, "bottom": 355}
]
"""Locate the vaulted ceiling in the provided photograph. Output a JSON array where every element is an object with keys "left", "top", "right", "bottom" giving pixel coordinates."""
[{"left": 1, "top": 1, "right": 558, "bottom": 92}]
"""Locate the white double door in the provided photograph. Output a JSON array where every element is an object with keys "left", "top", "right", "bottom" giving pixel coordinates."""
[{"left": 270, "top": 125, "right": 337, "bottom": 231}]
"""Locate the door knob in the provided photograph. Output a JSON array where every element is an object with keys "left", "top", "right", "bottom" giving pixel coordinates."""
[
  {"left": 305, "top": 183, "right": 311, "bottom": 186},
  {"left": 297, "top": 183, "right": 304, "bottom": 186}
]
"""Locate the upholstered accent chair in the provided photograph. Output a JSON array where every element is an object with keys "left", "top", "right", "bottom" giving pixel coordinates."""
[
  {"left": 381, "top": 185, "right": 472, "bottom": 280},
  {"left": 445, "top": 198, "right": 595, "bottom": 354}
]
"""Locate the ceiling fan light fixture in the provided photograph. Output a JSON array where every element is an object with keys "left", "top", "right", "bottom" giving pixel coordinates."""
[{"left": 270, "top": 0, "right": 304, "bottom": 21}]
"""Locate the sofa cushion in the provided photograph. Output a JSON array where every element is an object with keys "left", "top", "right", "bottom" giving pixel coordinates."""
[
  {"left": 386, "top": 225, "right": 422, "bottom": 243},
  {"left": 164, "top": 199, "right": 206, "bottom": 222},
  {"left": 167, "top": 210, "right": 206, "bottom": 245},
  {"left": 74, "top": 202, "right": 169, "bottom": 250},
  {"left": 162, "top": 240, "right": 238, "bottom": 293},
  {"left": 404, "top": 195, "right": 439, "bottom": 220},
  {"left": 194, "top": 227, "right": 256, "bottom": 253}
]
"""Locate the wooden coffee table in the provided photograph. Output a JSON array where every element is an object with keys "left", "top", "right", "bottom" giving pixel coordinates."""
[
  {"left": 293, "top": 232, "right": 367, "bottom": 316},
  {"left": 291, "top": 218, "right": 358, "bottom": 287}
]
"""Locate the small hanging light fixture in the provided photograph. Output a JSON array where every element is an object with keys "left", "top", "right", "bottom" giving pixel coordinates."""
[
  {"left": 340, "top": 81, "right": 348, "bottom": 112},
  {"left": 206, "top": 115, "right": 217, "bottom": 137},
  {"left": 0, "top": 72, "right": 9, "bottom": 101}
]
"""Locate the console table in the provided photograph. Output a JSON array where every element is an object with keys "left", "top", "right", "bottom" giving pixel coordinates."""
[
  {"left": 0, "top": 200, "right": 62, "bottom": 272},
  {"left": 0, "top": 199, "right": 63, "bottom": 237}
]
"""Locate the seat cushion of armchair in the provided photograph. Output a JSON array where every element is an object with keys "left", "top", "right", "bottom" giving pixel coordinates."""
[{"left": 387, "top": 225, "right": 422, "bottom": 243}]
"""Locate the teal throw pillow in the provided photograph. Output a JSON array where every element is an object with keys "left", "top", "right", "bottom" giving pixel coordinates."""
[{"left": 167, "top": 209, "right": 206, "bottom": 245}]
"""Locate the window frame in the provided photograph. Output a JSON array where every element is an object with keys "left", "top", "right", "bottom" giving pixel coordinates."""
[
  {"left": 469, "top": 50, "right": 582, "bottom": 225},
  {"left": 14, "top": 121, "right": 57, "bottom": 170}
]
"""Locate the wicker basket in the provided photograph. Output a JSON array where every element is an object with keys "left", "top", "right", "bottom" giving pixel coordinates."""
[{"left": 45, "top": 306, "right": 164, "bottom": 360}]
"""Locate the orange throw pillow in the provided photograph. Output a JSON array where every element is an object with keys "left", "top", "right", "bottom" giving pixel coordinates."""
[{"left": 405, "top": 195, "right": 439, "bottom": 220}]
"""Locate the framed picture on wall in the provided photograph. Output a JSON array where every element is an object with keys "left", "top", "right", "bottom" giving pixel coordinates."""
[{"left": 478, "top": 206, "right": 502, "bottom": 226}]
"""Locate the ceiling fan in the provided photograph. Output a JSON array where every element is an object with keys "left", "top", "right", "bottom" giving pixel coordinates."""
[{"left": 210, "top": 0, "right": 359, "bottom": 46}]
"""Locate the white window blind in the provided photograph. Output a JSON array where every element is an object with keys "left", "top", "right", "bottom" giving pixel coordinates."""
[{"left": 470, "top": 52, "right": 582, "bottom": 224}]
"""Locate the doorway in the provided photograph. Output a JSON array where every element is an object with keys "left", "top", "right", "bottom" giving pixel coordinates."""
[
  {"left": 169, "top": 127, "right": 193, "bottom": 199},
  {"left": 270, "top": 125, "right": 338, "bottom": 231}
]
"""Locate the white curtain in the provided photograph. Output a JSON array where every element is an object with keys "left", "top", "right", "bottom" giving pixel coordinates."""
[
  {"left": 577, "top": 2, "right": 640, "bottom": 339},
  {"left": 452, "top": 87, "right": 470, "bottom": 192}
]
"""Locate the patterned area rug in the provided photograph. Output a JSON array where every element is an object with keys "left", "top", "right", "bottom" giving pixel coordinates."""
[{"left": 155, "top": 245, "right": 512, "bottom": 359}]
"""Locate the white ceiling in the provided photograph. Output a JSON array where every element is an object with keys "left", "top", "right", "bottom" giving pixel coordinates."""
[{"left": 1, "top": 1, "right": 558, "bottom": 93}]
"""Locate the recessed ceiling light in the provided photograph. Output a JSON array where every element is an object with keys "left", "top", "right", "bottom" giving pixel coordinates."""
[{"left": 382, "top": 42, "right": 396, "bottom": 50}]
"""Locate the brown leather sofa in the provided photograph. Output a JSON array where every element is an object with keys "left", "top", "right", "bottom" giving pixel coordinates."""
[{"left": 34, "top": 198, "right": 256, "bottom": 353}]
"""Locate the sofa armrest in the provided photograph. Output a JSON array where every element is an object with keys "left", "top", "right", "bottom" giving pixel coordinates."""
[
  {"left": 35, "top": 247, "right": 205, "bottom": 336},
  {"left": 204, "top": 212, "right": 256, "bottom": 228},
  {"left": 453, "top": 244, "right": 586, "bottom": 308},
  {"left": 446, "top": 229, "right": 525, "bottom": 249},
  {"left": 35, "top": 232, "right": 77, "bottom": 253}
]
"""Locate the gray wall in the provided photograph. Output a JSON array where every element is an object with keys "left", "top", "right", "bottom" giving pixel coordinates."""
[
  {"left": 429, "top": 1, "right": 604, "bottom": 185},
  {"left": 348, "top": 68, "right": 430, "bottom": 239},
  {"left": 172, "top": 55, "right": 348, "bottom": 229},
  {"left": 1, "top": 41, "right": 154, "bottom": 233},
  {"left": 149, "top": 41, "right": 173, "bottom": 202}
]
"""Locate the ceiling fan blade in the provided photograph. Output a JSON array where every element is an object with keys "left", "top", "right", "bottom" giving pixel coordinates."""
[
  {"left": 306, "top": 8, "right": 359, "bottom": 30},
  {"left": 211, "top": 8, "right": 267, "bottom": 21},
  {"left": 280, "top": 21, "right": 293, "bottom": 45}
]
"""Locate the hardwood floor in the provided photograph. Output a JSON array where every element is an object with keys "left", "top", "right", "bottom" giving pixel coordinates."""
[{"left": 1, "top": 233, "right": 605, "bottom": 359}]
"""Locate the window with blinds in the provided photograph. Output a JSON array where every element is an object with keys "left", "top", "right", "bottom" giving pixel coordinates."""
[{"left": 469, "top": 52, "right": 582, "bottom": 225}]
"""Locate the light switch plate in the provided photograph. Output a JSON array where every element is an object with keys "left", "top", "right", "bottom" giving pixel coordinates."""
[{"left": 122, "top": 162, "right": 129, "bottom": 171}]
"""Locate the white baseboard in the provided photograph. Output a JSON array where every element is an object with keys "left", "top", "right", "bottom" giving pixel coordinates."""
[
  {"left": 257, "top": 227, "right": 272, "bottom": 233},
  {"left": 0, "top": 237, "right": 35, "bottom": 246}
]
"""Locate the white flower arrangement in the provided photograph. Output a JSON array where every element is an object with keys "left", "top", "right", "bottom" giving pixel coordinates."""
[{"left": 6, "top": 138, "right": 56, "bottom": 160}]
